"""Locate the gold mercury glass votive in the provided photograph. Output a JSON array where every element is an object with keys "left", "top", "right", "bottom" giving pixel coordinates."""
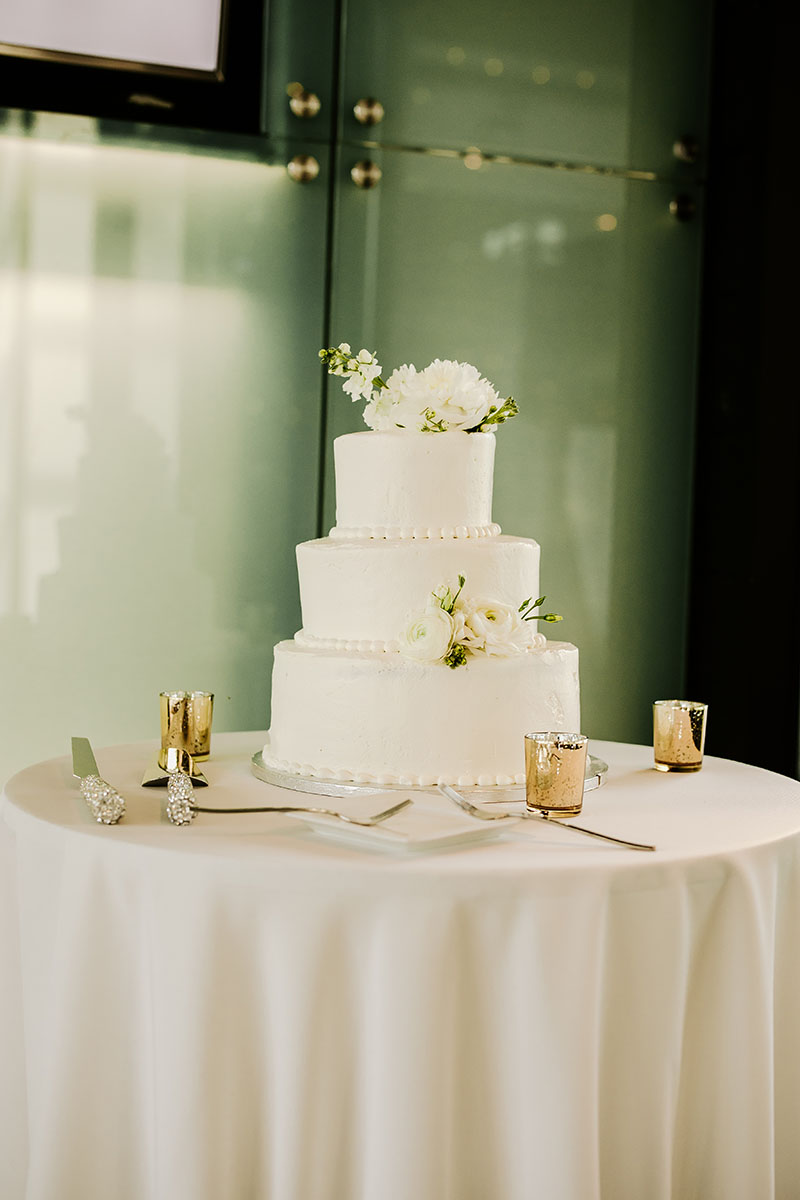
[
  {"left": 653, "top": 700, "right": 707, "bottom": 772},
  {"left": 159, "top": 690, "right": 215, "bottom": 768},
  {"left": 525, "top": 731, "right": 588, "bottom": 817}
]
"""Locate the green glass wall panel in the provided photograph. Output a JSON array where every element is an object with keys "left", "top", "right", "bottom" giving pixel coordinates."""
[
  {"left": 0, "top": 111, "right": 328, "bottom": 783},
  {"left": 263, "top": 0, "right": 338, "bottom": 142},
  {"left": 341, "top": 0, "right": 711, "bottom": 176},
  {"left": 325, "top": 147, "right": 702, "bottom": 744}
]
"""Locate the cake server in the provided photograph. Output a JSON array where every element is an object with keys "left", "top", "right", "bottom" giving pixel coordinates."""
[
  {"left": 72, "top": 737, "right": 126, "bottom": 825},
  {"left": 438, "top": 784, "right": 655, "bottom": 851}
]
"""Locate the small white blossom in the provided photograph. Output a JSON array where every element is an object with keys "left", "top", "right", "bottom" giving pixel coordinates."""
[
  {"left": 363, "top": 390, "right": 398, "bottom": 430},
  {"left": 343, "top": 373, "right": 374, "bottom": 402}
]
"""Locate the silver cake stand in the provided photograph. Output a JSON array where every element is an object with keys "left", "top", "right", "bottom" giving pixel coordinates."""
[{"left": 251, "top": 743, "right": 608, "bottom": 802}]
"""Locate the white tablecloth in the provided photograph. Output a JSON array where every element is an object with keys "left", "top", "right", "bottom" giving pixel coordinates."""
[{"left": 2, "top": 733, "right": 800, "bottom": 1200}]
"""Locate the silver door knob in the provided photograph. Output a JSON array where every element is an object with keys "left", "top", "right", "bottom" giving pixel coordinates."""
[
  {"left": 672, "top": 135, "right": 699, "bottom": 163},
  {"left": 669, "top": 195, "right": 696, "bottom": 221},
  {"left": 350, "top": 160, "right": 382, "bottom": 189},
  {"left": 286, "top": 83, "right": 322, "bottom": 119},
  {"left": 287, "top": 155, "right": 320, "bottom": 183},
  {"left": 353, "top": 97, "right": 385, "bottom": 125}
]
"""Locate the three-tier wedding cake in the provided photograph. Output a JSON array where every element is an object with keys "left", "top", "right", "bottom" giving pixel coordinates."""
[{"left": 263, "top": 344, "right": 580, "bottom": 788}]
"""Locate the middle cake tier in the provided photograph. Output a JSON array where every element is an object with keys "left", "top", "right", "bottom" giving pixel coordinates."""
[{"left": 296, "top": 534, "right": 541, "bottom": 648}]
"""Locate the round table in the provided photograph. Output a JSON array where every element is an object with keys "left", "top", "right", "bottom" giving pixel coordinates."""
[{"left": 2, "top": 733, "right": 800, "bottom": 1200}]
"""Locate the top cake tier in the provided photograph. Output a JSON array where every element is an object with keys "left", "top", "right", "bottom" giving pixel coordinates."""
[{"left": 331, "top": 431, "right": 500, "bottom": 540}]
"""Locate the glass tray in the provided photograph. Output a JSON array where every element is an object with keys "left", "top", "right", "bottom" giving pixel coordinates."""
[{"left": 250, "top": 745, "right": 608, "bottom": 802}]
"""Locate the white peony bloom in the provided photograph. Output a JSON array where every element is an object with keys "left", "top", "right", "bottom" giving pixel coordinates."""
[
  {"left": 462, "top": 598, "right": 532, "bottom": 656},
  {"left": 383, "top": 363, "right": 418, "bottom": 396},
  {"left": 401, "top": 607, "right": 455, "bottom": 663},
  {"left": 414, "top": 359, "right": 499, "bottom": 431},
  {"left": 379, "top": 364, "right": 427, "bottom": 430}
]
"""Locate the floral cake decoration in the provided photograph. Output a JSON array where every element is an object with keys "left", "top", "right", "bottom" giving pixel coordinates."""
[
  {"left": 400, "top": 575, "right": 561, "bottom": 669},
  {"left": 319, "top": 342, "right": 518, "bottom": 433}
]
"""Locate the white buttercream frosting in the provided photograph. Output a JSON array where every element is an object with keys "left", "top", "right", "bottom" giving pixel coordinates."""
[
  {"left": 333, "top": 430, "right": 496, "bottom": 535},
  {"left": 265, "top": 640, "right": 580, "bottom": 787},
  {"left": 297, "top": 534, "right": 540, "bottom": 645}
]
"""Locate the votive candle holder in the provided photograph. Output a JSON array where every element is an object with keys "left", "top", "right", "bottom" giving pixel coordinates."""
[
  {"left": 159, "top": 690, "right": 215, "bottom": 767},
  {"left": 525, "top": 731, "right": 588, "bottom": 817},
  {"left": 653, "top": 700, "right": 707, "bottom": 772}
]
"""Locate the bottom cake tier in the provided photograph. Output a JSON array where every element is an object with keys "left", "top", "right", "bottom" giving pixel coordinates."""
[{"left": 264, "top": 639, "right": 580, "bottom": 787}]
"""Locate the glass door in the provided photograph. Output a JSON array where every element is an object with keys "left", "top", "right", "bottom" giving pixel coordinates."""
[{"left": 325, "top": 144, "right": 703, "bottom": 743}]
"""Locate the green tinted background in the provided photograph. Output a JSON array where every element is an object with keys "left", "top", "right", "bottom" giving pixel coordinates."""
[{"left": 0, "top": 0, "right": 710, "bottom": 782}]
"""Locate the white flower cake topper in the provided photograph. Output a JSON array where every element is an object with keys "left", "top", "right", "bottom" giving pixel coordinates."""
[
  {"left": 319, "top": 342, "right": 519, "bottom": 433},
  {"left": 400, "top": 575, "right": 562, "bottom": 669}
]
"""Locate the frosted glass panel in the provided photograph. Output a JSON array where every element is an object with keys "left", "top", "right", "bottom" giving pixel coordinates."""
[
  {"left": 327, "top": 147, "right": 702, "bottom": 744},
  {"left": 0, "top": 0, "right": 223, "bottom": 71},
  {"left": 0, "top": 113, "right": 328, "bottom": 784},
  {"left": 342, "top": 0, "right": 711, "bottom": 176}
]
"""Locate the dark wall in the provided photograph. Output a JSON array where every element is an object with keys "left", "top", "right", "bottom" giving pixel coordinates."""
[{"left": 689, "top": 0, "right": 799, "bottom": 775}]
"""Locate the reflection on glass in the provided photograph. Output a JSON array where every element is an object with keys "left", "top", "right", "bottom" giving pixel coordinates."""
[
  {"left": 0, "top": 112, "right": 327, "bottom": 784},
  {"left": 343, "top": 0, "right": 712, "bottom": 172},
  {"left": 329, "top": 149, "right": 701, "bottom": 745}
]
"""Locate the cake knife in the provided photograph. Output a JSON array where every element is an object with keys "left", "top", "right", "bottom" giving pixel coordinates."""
[{"left": 72, "top": 737, "right": 126, "bottom": 825}]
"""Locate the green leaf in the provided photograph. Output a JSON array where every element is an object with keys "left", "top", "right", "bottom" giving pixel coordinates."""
[{"left": 464, "top": 395, "right": 519, "bottom": 433}]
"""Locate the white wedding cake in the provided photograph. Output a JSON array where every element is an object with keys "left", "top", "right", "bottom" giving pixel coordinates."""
[{"left": 263, "top": 425, "right": 580, "bottom": 787}]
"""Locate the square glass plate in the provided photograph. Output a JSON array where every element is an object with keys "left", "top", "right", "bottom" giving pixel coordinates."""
[{"left": 287, "top": 799, "right": 517, "bottom": 853}]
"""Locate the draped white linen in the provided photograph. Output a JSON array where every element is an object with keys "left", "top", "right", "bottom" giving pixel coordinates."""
[{"left": 2, "top": 733, "right": 800, "bottom": 1200}]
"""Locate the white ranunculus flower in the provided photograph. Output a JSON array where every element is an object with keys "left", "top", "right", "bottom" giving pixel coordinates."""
[
  {"left": 463, "top": 598, "right": 531, "bottom": 656},
  {"left": 415, "top": 359, "right": 499, "bottom": 431},
  {"left": 401, "top": 607, "right": 455, "bottom": 663},
  {"left": 450, "top": 607, "right": 469, "bottom": 646}
]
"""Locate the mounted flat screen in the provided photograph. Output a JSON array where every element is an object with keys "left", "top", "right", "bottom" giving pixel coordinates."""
[{"left": 0, "top": 0, "right": 265, "bottom": 134}]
